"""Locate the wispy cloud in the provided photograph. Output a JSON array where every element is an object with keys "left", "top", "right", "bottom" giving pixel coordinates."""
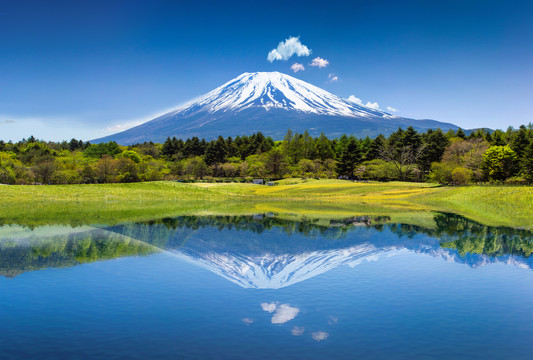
[
  {"left": 242, "top": 318, "right": 254, "bottom": 325},
  {"left": 328, "top": 73, "right": 338, "bottom": 82},
  {"left": 291, "top": 327, "right": 305, "bottom": 336},
  {"left": 312, "top": 331, "right": 329, "bottom": 342},
  {"left": 267, "top": 37, "right": 311, "bottom": 62},
  {"left": 347, "top": 95, "right": 363, "bottom": 104},
  {"left": 96, "top": 104, "right": 185, "bottom": 135},
  {"left": 310, "top": 57, "right": 329, "bottom": 68},
  {"left": 386, "top": 106, "right": 399, "bottom": 112},
  {"left": 365, "top": 102, "right": 380, "bottom": 110},
  {"left": 0, "top": 119, "right": 16, "bottom": 124},
  {"left": 291, "top": 63, "right": 305, "bottom": 73},
  {"left": 347, "top": 95, "right": 380, "bottom": 110}
]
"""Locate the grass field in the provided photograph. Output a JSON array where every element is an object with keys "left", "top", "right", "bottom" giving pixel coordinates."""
[{"left": 0, "top": 179, "right": 531, "bottom": 228}]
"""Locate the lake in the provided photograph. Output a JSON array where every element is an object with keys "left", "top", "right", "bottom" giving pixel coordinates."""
[{"left": 1, "top": 213, "right": 533, "bottom": 359}]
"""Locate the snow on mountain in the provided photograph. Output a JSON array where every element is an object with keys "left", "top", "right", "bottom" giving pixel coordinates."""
[
  {"left": 170, "top": 242, "right": 401, "bottom": 289},
  {"left": 172, "top": 72, "right": 395, "bottom": 119}
]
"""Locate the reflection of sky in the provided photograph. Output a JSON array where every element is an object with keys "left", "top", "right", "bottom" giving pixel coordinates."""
[
  {"left": 2, "top": 236, "right": 533, "bottom": 358},
  {"left": 259, "top": 301, "right": 330, "bottom": 342},
  {"left": 261, "top": 302, "right": 300, "bottom": 324}
]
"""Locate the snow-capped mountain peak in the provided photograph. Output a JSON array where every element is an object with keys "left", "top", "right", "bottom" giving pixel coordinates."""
[
  {"left": 92, "top": 71, "right": 460, "bottom": 144},
  {"left": 175, "top": 71, "right": 394, "bottom": 119}
]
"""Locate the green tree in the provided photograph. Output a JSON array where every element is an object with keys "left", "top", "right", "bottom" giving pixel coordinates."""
[
  {"left": 522, "top": 139, "right": 533, "bottom": 183},
  {"left": 315, "top": 132, "right": 334, "bottom": 161},
  {"left": 418, "top": 129, "right": 450, "bottom": 174},
  {"left": 120, "top": 150, "right": 141, "bottom": 163},
  {"left": 483, "top": 145, "right": 517, "bottom": 181},
  {"left": 365, "top": 134, "right": 385, "bottom": 161},
  {"left": 264, "top": 148, "right": 287, "bottom": 178},
  {"left": 84, "top": 142, "right": 121, "bottom": 158},
  {"left": 336, "top": 138, "right": 362, "bottom": 178},
  {"left": 204, "top": 136, "right": 227, "bottom": 165},
  {"left": 510, "top": 125, "right": 530, "bottom": 161}
]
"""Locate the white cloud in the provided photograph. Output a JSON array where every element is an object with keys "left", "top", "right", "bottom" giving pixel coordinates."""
[
  {"left": 242, "top": 318, "right": 254, "bottom": 325},
  {"left": 328, "top": 73, "right": 338, "bottom": 82},
  {"left": 291, "top": 63, "right": 305, "bottom": 73},
  {"left": 261, "top": 302, "right": 300, "bottom": 324},
  {"left": 267, "top": 37, "right": 311, "bottom": 62},
  {"left": 347, "top": 96, "right": 380, "bottom": 110},
  {"left": 312, "top": 331, "right": 329, "bottom": 342},
  {"left": 271, "top": 304, "right": 300, "bottom": 324},
  {"left": 291, "top": 326, "right": 305, "bottom": 336},
  {"left": 261, "top": 302, "right": 277, "bottom": 313},
  {"left": 347, "top": 95, "right": 363, "bottom": 104},
  {"left": 101, "top": 118, "right": 148, "bottom": 133},
  {"left": 310, "top": 57, "right": 329, "bottom": 68},
  {"left": 386, "top": 106, "right": 399, "bottom": 112}
]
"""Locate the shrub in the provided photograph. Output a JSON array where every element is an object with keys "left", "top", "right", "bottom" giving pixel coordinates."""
[
  {"left": 504, "top": 176, "right": 528, "bottom": 185},
  {"left": 428, "top": 162, "right": 454, "bottom": 185},
  {"left": 451, "top": 167, "right": 472, "bottom": 185}
]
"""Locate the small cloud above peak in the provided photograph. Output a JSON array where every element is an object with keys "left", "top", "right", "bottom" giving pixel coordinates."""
[
  {"left": 365, "top": 101, "right": 380, "bottom": 110},
  {"left": 347, "top": 95, "right": 380, "bottom": 110},
  {"left": 310, "top": 57, "right": 329, "bottom": 68},
  {"left": 386, "top": 106, "right": 399, "bottom": 113},
  {"left": 328, "top": 73, "right": 338, "bottom": 82},
  {"left": 267, "top": 37, "right": 311, "bottom": 62},
  {"left": 291, "top": 63, "right": 305, "bottom": 73},
  {"left": 347, "top": 95, "right": 363, "bottom": 104}
]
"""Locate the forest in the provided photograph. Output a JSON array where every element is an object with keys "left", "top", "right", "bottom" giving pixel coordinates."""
[{"left": 1, "top": 124, "right": 532, "bottom": 185}]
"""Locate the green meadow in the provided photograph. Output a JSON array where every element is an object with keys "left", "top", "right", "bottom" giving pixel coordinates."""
[{"left": 1, "top": 180, "right": 532, "bottom": 228}]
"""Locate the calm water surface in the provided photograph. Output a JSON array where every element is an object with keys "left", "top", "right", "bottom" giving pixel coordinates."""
[{"left": 1, "top": 214, "right": 533, "bottom": 359}]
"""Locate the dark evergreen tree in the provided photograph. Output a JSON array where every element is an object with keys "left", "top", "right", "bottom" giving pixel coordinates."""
[
  {"left": 491, "top": 130, "right": 506, "bottom": 146},
  {"left": 315, "top": 132, "right": 334, "bottom": 161},
  {"left": 184, "top": 137, "right": 203, "bottom": 157},
  {"left": 402, "top": 126, "right": 422, "bottom": 151},
  {"left": 161, "top": 137, "right": 177, "bottom": 159},
  {"left": 510, "top": 125, "right": 530, "bottom": 160},
  {"left": 366, "top": 134, "right": 385, "bottom": 161},
  {"left": 204, "top": 136, "right": 227, "bottom": 165},
  {"left": 522, "top": 139, "right": 533, "bottom": 183},
  {"left": 418, "top": 129, "right": 449, "bottom": 173},
  {"left": 335, "top": 138, "right": 362, "bottom": 178}
]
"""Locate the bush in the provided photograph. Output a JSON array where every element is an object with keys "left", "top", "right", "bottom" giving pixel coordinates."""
[
  {"left": 361, "top": 160, "right": 399, "bottom": 181},
  {"left": 0, "top": 166, "right": 16, "bottom": 184},
  {"left": 428, "top": 162, "right": 454, "bottom": 185},
  {"left": 504, "top": 176, "right": 528, "bottom": 185},
  {"left": 451, "top": 167, "right": 472, "bottom": 185}
]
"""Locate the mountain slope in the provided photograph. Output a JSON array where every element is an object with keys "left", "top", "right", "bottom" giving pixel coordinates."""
[{"left": 93, "top": 72, "right": 460, "bottom": 144}]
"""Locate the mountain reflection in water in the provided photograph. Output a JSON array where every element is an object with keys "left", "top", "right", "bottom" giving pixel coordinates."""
[{"left": 1, "top": 213, "right": 532, "bottom": 286}]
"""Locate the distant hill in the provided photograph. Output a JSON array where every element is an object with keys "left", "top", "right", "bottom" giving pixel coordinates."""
[{"left": 92, "top": 71, "right": 461, "bottom": 144}]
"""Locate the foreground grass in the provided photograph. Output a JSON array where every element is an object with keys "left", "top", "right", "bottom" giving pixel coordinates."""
[{"left": 0, "top": 180, "right": 531, "bottom": 229}]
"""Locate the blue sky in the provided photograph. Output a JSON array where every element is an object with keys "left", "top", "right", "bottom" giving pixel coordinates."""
[{"left": 1, "top": 0, "right": 532, "bottom": 141}]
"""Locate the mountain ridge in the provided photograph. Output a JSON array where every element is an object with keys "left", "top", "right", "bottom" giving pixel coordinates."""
[{"left": 93, "top": 71, "right": 460, "bottom": 144}]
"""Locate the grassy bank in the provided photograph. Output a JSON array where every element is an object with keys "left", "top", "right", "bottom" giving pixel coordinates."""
[{"left": 0, "top": 180, "right": 531, "bottom": 228}]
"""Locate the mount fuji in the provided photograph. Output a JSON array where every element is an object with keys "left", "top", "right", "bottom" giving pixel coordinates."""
[{"left": 93, "top": 71, "right": 460, "bottom": 144}]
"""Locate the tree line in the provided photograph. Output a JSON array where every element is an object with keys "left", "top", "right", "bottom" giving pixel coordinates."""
[{"left": 0, "top": 124, "right": 532, "bottom": 185}]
